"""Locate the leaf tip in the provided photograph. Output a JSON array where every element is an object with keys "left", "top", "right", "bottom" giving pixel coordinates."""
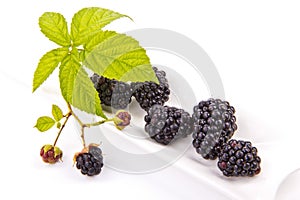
[
  {"left": 32, "top": 85, "right": 37, "bottom": 93},
  {"left": 124, "top": 14, "right": 134, "bottom": 22},
  {"left": 153, "top": 76, "right": 159, "bottom": 84}
]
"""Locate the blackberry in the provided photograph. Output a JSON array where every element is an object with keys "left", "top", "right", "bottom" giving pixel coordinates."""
[
  {"left": 192, "top": 98, "right": 237, "bottom": 160},
  {"left": 91, "top": 73, "right": 133, "bottom": 109},
  {"left": 217, "top": 139, "right": 261, "bottom": 177},
  {"left": 75, "top": 145, "right": 104, "bottom": 176},
  {"left": 40, "top": 145, "right": 62, "bottom": 164},
  {"left": 132, "top": 67, "right": 170, "bottom": 111},
  {"left": 144, "top": 105, "right": 193, "bottom": 145}
]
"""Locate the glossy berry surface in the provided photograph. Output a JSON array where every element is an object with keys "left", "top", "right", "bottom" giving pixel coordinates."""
[
  {"left": 217, "top": 139, "right": 261, "bottom": 177},
  {"left": 132, "top": 67, "right": 170, "bottom": 111},
  {"left": 144, "top": 105, "right": 192, "bottom": 145},
  {"left": 75, "top": 146, "right": 104, "bottom": 176},
  {"left": 91, "top": 74, "right": 133, "bottom": 109},
  {"left": 192, "top": 98, "right": 237, "bottom": 160}
]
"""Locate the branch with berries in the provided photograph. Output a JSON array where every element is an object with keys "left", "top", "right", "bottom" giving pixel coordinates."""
[
  {"left": 37, "top": 102, "right": 130, "bottom": 176},
  {"left": 34, "top": 7, "right": 261, "bottom": 178},
  {"left": 34, "top": 7, "right": 156, "bottom": 176}
]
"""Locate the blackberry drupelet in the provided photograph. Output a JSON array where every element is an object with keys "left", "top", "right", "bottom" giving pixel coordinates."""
[
  {"left": 217, "top": 139, "right": 261, "bottom": 177},
  {"left": 192, "top": 98, "right": 237, "bottom": 160},
  {"left": 144, "top": 105, "right": 193, "bottom": 145},
  {"left": 75, "top": 146, "right": 104, "bottom": 176},
  {"left": 132, "top": 67, "right": 170, "bottom": 111},
  {"left": 91, "top": 73, "right": 133, "bottom": 109}
]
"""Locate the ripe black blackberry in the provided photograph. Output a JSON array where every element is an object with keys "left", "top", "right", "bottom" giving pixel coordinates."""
[
  {"left": 144, "top": 105, "right": 193, "bottom": 145},
  {"left": 75, "top": 146, "right": 104, "bottom": 176},
  {"left": 192, "top": 98, "right": 237, "bottom": 160},
  {"left": 91, "top": 73, "right": 133, "bottom": 109},
  {"left": 217, "top": 139, "right": 261, "bottom": 177},
  {"left": 132, "top": 67, "right": 170, "bottom": 111}
]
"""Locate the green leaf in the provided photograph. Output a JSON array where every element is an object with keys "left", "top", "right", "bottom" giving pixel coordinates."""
[
  {"left": 34, "top": 116, "right": 56, "bottom": 132},
  {"left": 39, "top": 12, "right": 71, "bottom": 46},
  {"left": 33, "top": 48, "right": 69, "bottom": 92},
  {"left": 59, "top": 48, "right": 81, "bottom": 102},
  {"left": 73, "top": 67, "right": 106, "bottom": 118},
  {"left": 56, "top": 122, "right": 61, "bottom": 129},
  {"left": 52, "top": 105, "right": 63, "bottom": 121},
  {"left": 71, "top": 7, "right": 130, "bottom": 46},
  {"left": 79, "top": 50, "right": 86, "bottom": 62},
  {"left": 59, "top": 48, "right": 106, "bottom": 118},
  {"left": 84, "top": 31, "right": 158, "bottom": 83},
  {"left": 84, "top": 30, "right": 117, "bottom": 51}
]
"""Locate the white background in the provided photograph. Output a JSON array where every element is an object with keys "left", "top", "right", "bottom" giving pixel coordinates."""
[{"left": 1, "top": 0, "right": 300, "bottom": 199}]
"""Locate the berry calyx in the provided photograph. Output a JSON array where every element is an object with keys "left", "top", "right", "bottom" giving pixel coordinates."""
[{"left": 40, "top": 144, "right": 63, "bottom": 164}]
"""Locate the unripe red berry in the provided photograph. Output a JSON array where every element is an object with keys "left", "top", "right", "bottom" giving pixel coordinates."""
[
  {"left": 40, "top": 144, "right": 63, "bottom": 164},
  {"left": 114, "top": 110, "right": 131, "bottom": 130}
]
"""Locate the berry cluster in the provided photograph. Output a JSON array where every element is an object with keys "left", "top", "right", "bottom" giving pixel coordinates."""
[
  {"left": 90, "top": 66, "right": 170, "bottom": 112},
  {"left": 191, "top": 99, "right": 261, "bottom": 177},
  {"left": 90, "top": 66, "right": 261, "bottom": 177},
  {"left": 39, "top": 66, "right": 261, "bottom": 179},
  {"left": 35, "top": 7, "right": 262, "bottom": 182},
  {"left": 38, "top": 111, "right": 131, "bottom": 177}
]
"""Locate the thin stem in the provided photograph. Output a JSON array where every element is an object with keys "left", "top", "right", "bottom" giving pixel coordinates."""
[
  {"left": 67, "top": 103, "right": 82, "bottom": 125},
  {"left": 67, "top": 103, "right": 86, "bottom": 147},
  {"left": 85, "top": 118, "right": 114, "bottom": 128},
  {"left": 66, "top": 102, "right": 115, "bottom": 148},
  {"left": 78, "top": 118, "right": 114, "bottom": 147},
  {"left": 81, "top": 126, "right": 86, "bottom": 147},
  {"left": 53, "top": 112, "right": 72, "bottom": 146}
]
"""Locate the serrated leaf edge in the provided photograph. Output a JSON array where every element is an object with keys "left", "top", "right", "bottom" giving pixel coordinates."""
[
  {"left": 39, "top": 12, "right": 71, "bottom": 47},
  {"left": 33, "top": 47, "right": 69, "bottom": 92}
]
